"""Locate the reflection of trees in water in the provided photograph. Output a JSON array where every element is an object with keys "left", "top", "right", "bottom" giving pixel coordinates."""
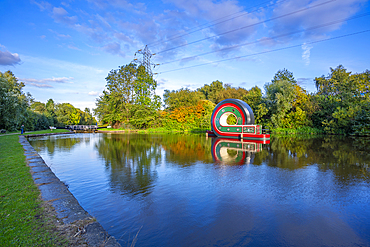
[
  {"left": 159, "top": 134, "right": 213, "bottom": 166},
  {"left": 315, "top": 136, "right": 370, "bottom": 183},
  {"left": 262, "top": 136, "right": 316, "bottom": 169},
  {"left": 95, "top": 134, "right": 161, "bottom": 197},
  {"left": 92, "top": 133, "right": 370, "bottom": 196},
  {"left": 29, "top": 135, "right": 85, "bottom": 156},
  {"left": 264, "top": 135, "right": 370, "bottom": 182},
  {"left": 94, "top": 133, "right": 214, "bottom": 197}
]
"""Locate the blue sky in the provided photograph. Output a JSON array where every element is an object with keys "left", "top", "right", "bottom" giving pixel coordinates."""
[{"left": 1, "top": 0, "right": 369, "bottom": 111}]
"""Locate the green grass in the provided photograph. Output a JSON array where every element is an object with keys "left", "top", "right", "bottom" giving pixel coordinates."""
[
  {"left": 0, "top": 128, "right": 70, "bottom": 136},
  {"left": 98, "top": 127, "right": 209, "bottom": 133},
  {"left": 23, "top": 129, "right": 70, "bottom": 135},
  {"left": 271, "top": 126, "right": 324, "bottom": 135},
  {"left": 98, "top": 128, "right": 127, "bottom": 131},
  {"left": 0, "top": 131, "right": 68, "bottom": 246}
]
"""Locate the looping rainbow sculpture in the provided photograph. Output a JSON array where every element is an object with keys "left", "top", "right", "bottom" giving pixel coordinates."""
[{"left": 208, "top": 98, "right": 270, "bottom": 141}]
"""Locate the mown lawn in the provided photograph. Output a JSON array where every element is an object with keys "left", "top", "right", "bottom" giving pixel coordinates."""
[{"left": 0, "top": 130, "right": 69, "bottom": 246}]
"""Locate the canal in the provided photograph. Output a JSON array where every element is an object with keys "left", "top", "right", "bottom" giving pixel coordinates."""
[{"left": 28, "top": 133, "right": 370, "bottom": 246}]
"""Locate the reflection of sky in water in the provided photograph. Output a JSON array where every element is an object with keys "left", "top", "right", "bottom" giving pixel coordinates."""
[{"left": 29, "top": 133, "right": 370, "bottom": 247}]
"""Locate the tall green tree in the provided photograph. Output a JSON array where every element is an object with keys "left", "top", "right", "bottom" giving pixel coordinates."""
[
  {"left": 94, "top": 63, "right": 161, "bottom": 127},
  {"left": 55, "top": 103, "right": 81, "bottom": 125},
  {"left": 0, "top": 71, "right": 30, "bottom": 131},
  {"left": 264, "top": 70, "right": 296, "bottom": 128},
  {"left": 197, "top": 80, "right": 225, "bottom": 103},
  {"left": 31, "top": 101, "right": 46, "bottom": 113},
  {"left": 264, "top": 69, "right": 312, "bottom": 128},
  {"left": 213, "top": 85, "right": 248, "bottom": 103},
  {"left": 242, "top": 86, "right": 268, "bottom": 125},
  {"left": 163, "top": 88, "right": 205, "bottom": 111},
  {"left": 313, "top": 65, "right": 370, "bottom": 134}
]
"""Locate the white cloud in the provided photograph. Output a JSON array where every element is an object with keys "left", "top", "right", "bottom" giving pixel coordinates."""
[
  {"left": 270, "top": 0, "right": 367, "bottom": 41},
  {"left": 88, "top": 91, "right": 99, "bottom": 96},
  {"left": 302, "top": 43, "right": 313, "bottom": 65},
  {"left": 52, "top": 7, "right": 78, "bottom": 25},
  {"left": 20, "top": 77, "right": 74, "bottom": 87},
  {"left": 164, "top": 0, "right": 261, "bottom": 46},
  {"left": 48, "top": 29, "right": 71, "bottom": 39},
  {"left": 67, "top": 44, "right": 81, "bottom": 50},
  {"left": 21, "top": 55, "right": 106, "bottom": 75},
  {"left": 102, "top": 42, "right": 124, "bottom": 56},
  {"left": 0, "top": 45, "right": 21, "bottom": 66}
]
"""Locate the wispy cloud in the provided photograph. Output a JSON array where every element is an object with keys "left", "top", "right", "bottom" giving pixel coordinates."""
[
  {"left": 21, "top": 77, "right": 74, "bottom": 88},
  {"left": 102, "top": 42, "right": 124, "bottom": 56},
  {"left": 52, "top": 7, "right": 78, "bottom": 25},
  {"left": 31, "top": 0, "right": 367, "bottom": 62},
  {"left": 88, "top": 91, "right": 99, "bottom": 96},
  {"left": 270, "top": 0, "right": 367, "bottom": 41},
  {"left": 67, "top": 44, "right": 81, "bottom": 50},
  {"left": 302, "top": 43, "right": 313, "bottom": 65},
  {"left": 48, "top": 29, "right": 71, "bottom": 39},
  {"left": 164, "top": 0, "right": 261, "bottom": 46},
  {"left": 0, "top": 45, "right": 21, "bottom": 66},
  {"left": 21, "top": 54, "right": 106, "bottom": 75}
]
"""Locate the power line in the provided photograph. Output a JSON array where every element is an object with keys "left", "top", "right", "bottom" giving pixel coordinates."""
[
  {"left": 147, "top": 0, "right": 284, "bottom": 47},
  {"left": 158, "top": 29, "right": 370, "bottom": 74},
  {"left": 155, "top": 0, "right": 336, "bottom": 54},
  {"left": 160, "top": 12, "right": 370, "bottom": 65}
]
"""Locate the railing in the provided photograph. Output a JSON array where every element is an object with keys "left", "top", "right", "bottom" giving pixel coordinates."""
[{"left": 67, "top": 125, "right": 98, "bottom": 131}]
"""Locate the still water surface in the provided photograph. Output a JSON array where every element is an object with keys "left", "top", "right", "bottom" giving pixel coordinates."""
[{"left": 29, "top": 133, "right": 370, "bottom": 246}]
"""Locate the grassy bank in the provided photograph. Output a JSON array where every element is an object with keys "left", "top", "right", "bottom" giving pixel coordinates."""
[
  {"left": 99, "top": 127, "right": 209, "bottom": 133},
  {"left": 0, "top": 130, "right": 69, "bottom": 246},
  {"left": 270, "top": 126, "right": 324, "bottom": 135}
]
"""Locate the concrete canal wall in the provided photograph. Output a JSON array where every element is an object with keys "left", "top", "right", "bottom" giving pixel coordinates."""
[{"left": 19, "top": 134, "right": 121, "bottom": 247}]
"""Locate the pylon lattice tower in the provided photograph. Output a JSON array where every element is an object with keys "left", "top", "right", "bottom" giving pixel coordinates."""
[{"left": 134, "top": 45, "right": 159, "bottom": 77}]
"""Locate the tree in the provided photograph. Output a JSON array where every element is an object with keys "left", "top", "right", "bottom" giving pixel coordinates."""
[
  {"left": 214, "top": 85, "right": 248, "bottom": 103},
  {"left": 242, "top": 86, "right": 262, "bottom": 110},
  {"left": 31, "top": 101, "right": 46, "bottom": 113},
  {"left": 198, "top": 80, "right": 225, "bottom": 103},
  {"left": 265, "top": 78, "right": 295, "bottom": 128},
  {"left": 0, "top": 70, "right": 30, "bottom": 130},
  {"left": 163, "top": 88, "right": 205, "bottom": 111},
  {"left": 272, "top": 68, "right": 297, "bottom": 85},
  {"left": 242, "top": 86, "right": 268, "bottom": 125},
  {"left": 94, "top": 63, "right": 161, "bottom": 127},
  {"left": 313, "top": 65, "right": 370, "bottom": 134},
  {"left": 55, "top": 103, "right": 81, "bottom": 125},
  {"left": 264, "top": 69, "right": 311, "bottom": 128}
]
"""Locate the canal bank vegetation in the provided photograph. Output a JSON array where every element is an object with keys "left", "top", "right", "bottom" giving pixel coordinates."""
[
  {"left": 0, "top": 131, "right": 67, "bottom": 246},
  {"left": 0, "top": 71, "right": 97, "bottom": 133},
  {"left": 2, "top": 64, "right": 369, "bottom": 136},
  {"left": 0, "top": 129, "right": 101, "bottom": 246},
  {"left": 93, "top": 64, "right": 370, "bottom": 136}
]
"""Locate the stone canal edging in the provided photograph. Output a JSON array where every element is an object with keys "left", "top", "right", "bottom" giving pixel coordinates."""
[{"left": 19, "top": 134, "right": 121, "bottom": 247}]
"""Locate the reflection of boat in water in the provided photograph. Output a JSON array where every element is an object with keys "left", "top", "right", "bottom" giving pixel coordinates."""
[
  {"left": 208, "top": 98, "right": 270, "bottom": 141},
  {"left": 211, "top": 137, "right": 269, "bottom": 165}
]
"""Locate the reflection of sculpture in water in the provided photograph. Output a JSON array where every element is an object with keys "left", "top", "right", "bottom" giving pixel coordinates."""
[{"left": 211, "top": 137, "right": 269, "bottom": 165}]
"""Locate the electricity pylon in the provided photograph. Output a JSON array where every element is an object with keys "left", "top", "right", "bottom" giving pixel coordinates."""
[{"left": 133, "top": 45, "right": 159, "bottom": 77}]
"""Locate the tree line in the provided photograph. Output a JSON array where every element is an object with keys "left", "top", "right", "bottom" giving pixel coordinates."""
[
  {"left": 0, "top": 71, "right": 96, "bottom": 132},
  {"left": 94, "top": 64, "right": 370, "bottom": 135}
]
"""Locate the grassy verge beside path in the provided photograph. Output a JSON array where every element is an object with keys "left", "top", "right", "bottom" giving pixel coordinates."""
[{"left": 0, "top": 129, "right": 69, "bottom": 246}]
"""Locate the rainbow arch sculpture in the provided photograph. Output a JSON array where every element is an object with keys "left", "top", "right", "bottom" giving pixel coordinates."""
[{"left": 209, "top": 98, "right": 270, "bottom": 140}]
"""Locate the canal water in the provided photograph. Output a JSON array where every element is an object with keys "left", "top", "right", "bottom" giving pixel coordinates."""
[{"left": 28, "top": 133, "right": 370, "bottom": 246}]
